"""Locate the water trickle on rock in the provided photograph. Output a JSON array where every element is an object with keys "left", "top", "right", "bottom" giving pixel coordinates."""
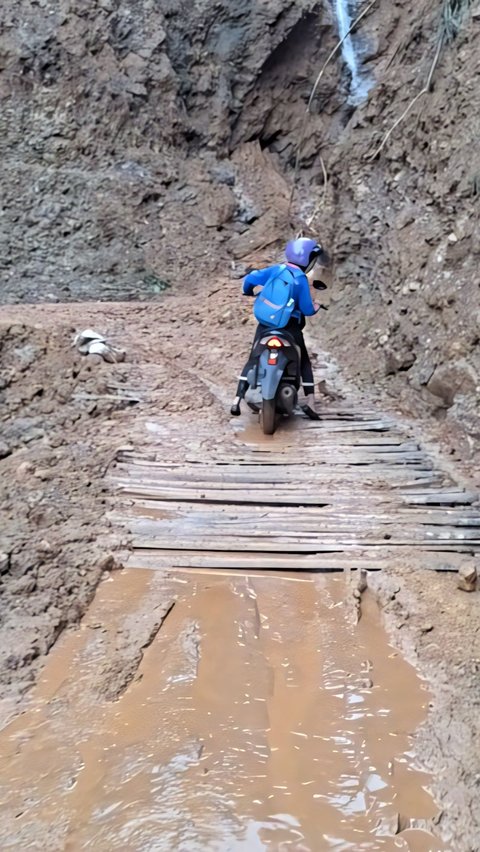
[{"left": 333, "top": 0, "right": 374, "bottom": 105}]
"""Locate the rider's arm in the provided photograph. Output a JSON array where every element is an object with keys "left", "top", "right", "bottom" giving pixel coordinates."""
[
  {"left": 242, "top": 265, "right": 281, "bottom": 296},
  {"left": 296, "top": 272, "right": 319, "bottom": 316}
]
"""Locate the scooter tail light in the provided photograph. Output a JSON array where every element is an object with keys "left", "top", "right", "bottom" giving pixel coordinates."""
[{"left": 267, "top": 337, "right": 283, "bottom": 348}]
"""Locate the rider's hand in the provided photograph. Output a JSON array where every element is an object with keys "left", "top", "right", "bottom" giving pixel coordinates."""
[{"left": 313, "top": 301, "right": 321, "bottom": 313}]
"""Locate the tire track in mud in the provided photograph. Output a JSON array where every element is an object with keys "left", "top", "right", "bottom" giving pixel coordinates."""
[{"left": 99, "top": 599, "right": 178, "bottom": 701}]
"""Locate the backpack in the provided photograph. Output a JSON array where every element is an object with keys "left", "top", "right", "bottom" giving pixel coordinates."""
[{"left": 253, "top": 265, "right": 297, "bottom": 328}]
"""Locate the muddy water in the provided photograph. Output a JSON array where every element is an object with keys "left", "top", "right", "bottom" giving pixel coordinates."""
[{"left": 0, "top": 570, "right": 444, "bottom": 851}]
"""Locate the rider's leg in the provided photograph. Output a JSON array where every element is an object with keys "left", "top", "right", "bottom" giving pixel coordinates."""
[
  {"left": 300, "top": 350, "right": 320, "bottom": 417},
  {"left": 230, "top": 370, "right": 250, "bottom": 416},
  {"left": 230, "top": 325, "right": 263, "bottom": 416},
  {"left": 300, "top": 350, "right": 315, "bottom": 398},
  {"left": 292, "top": 325, "right": 320, "bottom": 420}
]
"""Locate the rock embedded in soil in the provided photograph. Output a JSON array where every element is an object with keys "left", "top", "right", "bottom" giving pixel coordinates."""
[
  {"left": 457, "top": 561, "right": 478, "bottom": 593},
  {"left": 16, "top": 460, "right": 35, "bottom": 478},
  {"left": 0, "top": 440, "right": 12, "bottom": 459},
  {"left": 0, "top": 553, "right": 11, "bottom": 574}
]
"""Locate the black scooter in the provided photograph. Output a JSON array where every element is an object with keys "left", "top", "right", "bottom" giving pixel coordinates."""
[{"left": 245, "top": 281, "right": 328, "bottom": 435}]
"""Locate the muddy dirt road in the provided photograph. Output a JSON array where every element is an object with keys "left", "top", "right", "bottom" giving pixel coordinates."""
[
  {"left": 1, "top": 0, "right": 479, "bottom": 845},
  {"left": 1, "top": 301, "right": 479, "bottom": 850},
  {"left": 0, "top": 569, "right": 442, "bottom": 850}
]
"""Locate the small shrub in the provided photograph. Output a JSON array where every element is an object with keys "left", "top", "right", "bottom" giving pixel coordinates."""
[
  {"left": 441, "top": 0, "right": 474, "bottom": 42},
  {"left": 143, "top": 273, "right": 170, "bottom": 293}
]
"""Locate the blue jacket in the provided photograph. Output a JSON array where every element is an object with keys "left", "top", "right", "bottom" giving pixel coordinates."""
[{"left": 243, "top": 264, "right": 318, "bottom": 321}]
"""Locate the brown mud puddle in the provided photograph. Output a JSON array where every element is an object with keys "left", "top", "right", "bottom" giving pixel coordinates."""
[{"left": 0, "top": 570, "right": 444, "bottom": 851}]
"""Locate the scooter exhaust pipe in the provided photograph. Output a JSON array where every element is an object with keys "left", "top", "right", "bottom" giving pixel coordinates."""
[{"left": 278, "top": 385, "right": 296, "bottom": 415}]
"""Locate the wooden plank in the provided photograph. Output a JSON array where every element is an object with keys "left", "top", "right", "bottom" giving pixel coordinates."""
[
  {"left": 118, "top": 467, "right": 440, "bottom": 488},
  {"left": 116, "top": 474, "right": 437, "bottom": 493},
  {"left": 116, "top": 439, "right": 421, "bottom": 460},
  {"left": 115, "top": 397, "right": 480, "bottom": 570},
  {"left": 115, "top": 451, "right": 432, "bottom": 471},
  {"left": 402, "top": 492, "right": 477, "bottom": 506},
  {"left": 128, "top": 520, "right": 480, "bottom": 542},
  {"left": 117, "top": 483, "right": 461, "bottom": 506},
  {"left": 128, "top": 550, "right": 379, "bottom": 569},
  {"left": 116, "top": 488, "right": 386, "bottom": 506},
  {"left": 117, "top": 482, "right": 440, "bottom": 502},
  {"left": 115, "top": 461, "right": 424, "bottom": 477},
  {"left": 126, "top": 550, "right": 468, "bottom": 572},
  {"left": 189, "top": 459, "right": 438, "bottom": 474},
  {"left": 130, "top": 526, "right": 480, "bottom": 546},
  {"left": 132, "top": 537, "right": 348, "bottom": 553},
  {"left": 116, "top": 453, "right": 434, "bottom": 472},
  {"left": 131, "top": 535, "right": 479, "bottom": 552},
  {"left": 126, "top": 509, "right": 480, "bottom": 535},
  {"left": 124, "top": 499, "right": 480, "bottom": 526}
]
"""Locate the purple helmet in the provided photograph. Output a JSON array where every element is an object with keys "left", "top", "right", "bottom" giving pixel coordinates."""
[{"left": 285, "top": 237, "right": 327, "bottom": 272}]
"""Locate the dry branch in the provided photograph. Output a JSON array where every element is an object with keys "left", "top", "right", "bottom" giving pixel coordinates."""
[{"left": 366, "top": 35, "right": 444, "bottom": 161}]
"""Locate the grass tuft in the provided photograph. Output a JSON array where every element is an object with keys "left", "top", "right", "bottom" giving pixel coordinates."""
[{"left": 441, "top": 0, "right": 474, "bottom": 42}]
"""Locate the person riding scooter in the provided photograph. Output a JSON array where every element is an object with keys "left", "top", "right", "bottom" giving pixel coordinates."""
[{"left": 230, "top": 237, "right": 329, "bottom": 419}]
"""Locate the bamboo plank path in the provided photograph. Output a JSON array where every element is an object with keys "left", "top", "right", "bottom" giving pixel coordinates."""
[{"left": 114, "top": 407, "right": 479, "bottom": 573}]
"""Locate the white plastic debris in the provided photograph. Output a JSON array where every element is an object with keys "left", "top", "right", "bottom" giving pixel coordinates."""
[{"left": 73, "top": 329, "right": 125, "bottom": 363}]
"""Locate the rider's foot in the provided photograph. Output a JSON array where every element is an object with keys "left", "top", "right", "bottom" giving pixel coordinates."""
[
  {"left": 301, "top": 394, "right": 321, "bottom": 420},
  {"left": 230, "top": 397, "right": 241, "bottom": 416}
]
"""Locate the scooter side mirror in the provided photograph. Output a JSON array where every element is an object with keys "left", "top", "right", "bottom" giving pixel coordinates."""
[{"left": 312, "top": 280, "right": 328, "bottom": 291}]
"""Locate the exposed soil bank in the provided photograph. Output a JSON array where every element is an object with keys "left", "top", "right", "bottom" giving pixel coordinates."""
[
  {"left": 369, "top": 564, "right": 480, "bottom": 852},
  {"left": 0, "top": 321, "right": 120, "bottom": 716},
  {"left": 307, "top": 2, "right": 480, "bottom": 460}
]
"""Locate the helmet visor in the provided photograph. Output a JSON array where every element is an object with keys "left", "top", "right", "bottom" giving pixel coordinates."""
[{"left": 305, "top": 246, "right": 330, "bottom": 274}]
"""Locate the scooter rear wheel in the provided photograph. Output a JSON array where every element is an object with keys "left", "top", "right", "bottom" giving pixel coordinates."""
[{"left": 261, "top": 398, "right": 276, "bottom": 435}]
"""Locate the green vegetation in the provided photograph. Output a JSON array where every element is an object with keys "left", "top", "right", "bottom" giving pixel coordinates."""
[
  {"left": 441, "top": 0, "right": 474, "bottom": 42},
  {"left": 143, "top": 273, "right": 171, "bottom": 294}
]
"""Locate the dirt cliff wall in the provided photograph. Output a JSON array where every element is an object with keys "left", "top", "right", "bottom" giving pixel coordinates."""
[
  {"left": 0, "top": 0, "right": 478, "bottom": 450},
  {"left": 0, "top": 0, "right": 333, "bottom": 302},
  {"left": 303, "top": 0, "right": 480, "bottom": 458}
]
